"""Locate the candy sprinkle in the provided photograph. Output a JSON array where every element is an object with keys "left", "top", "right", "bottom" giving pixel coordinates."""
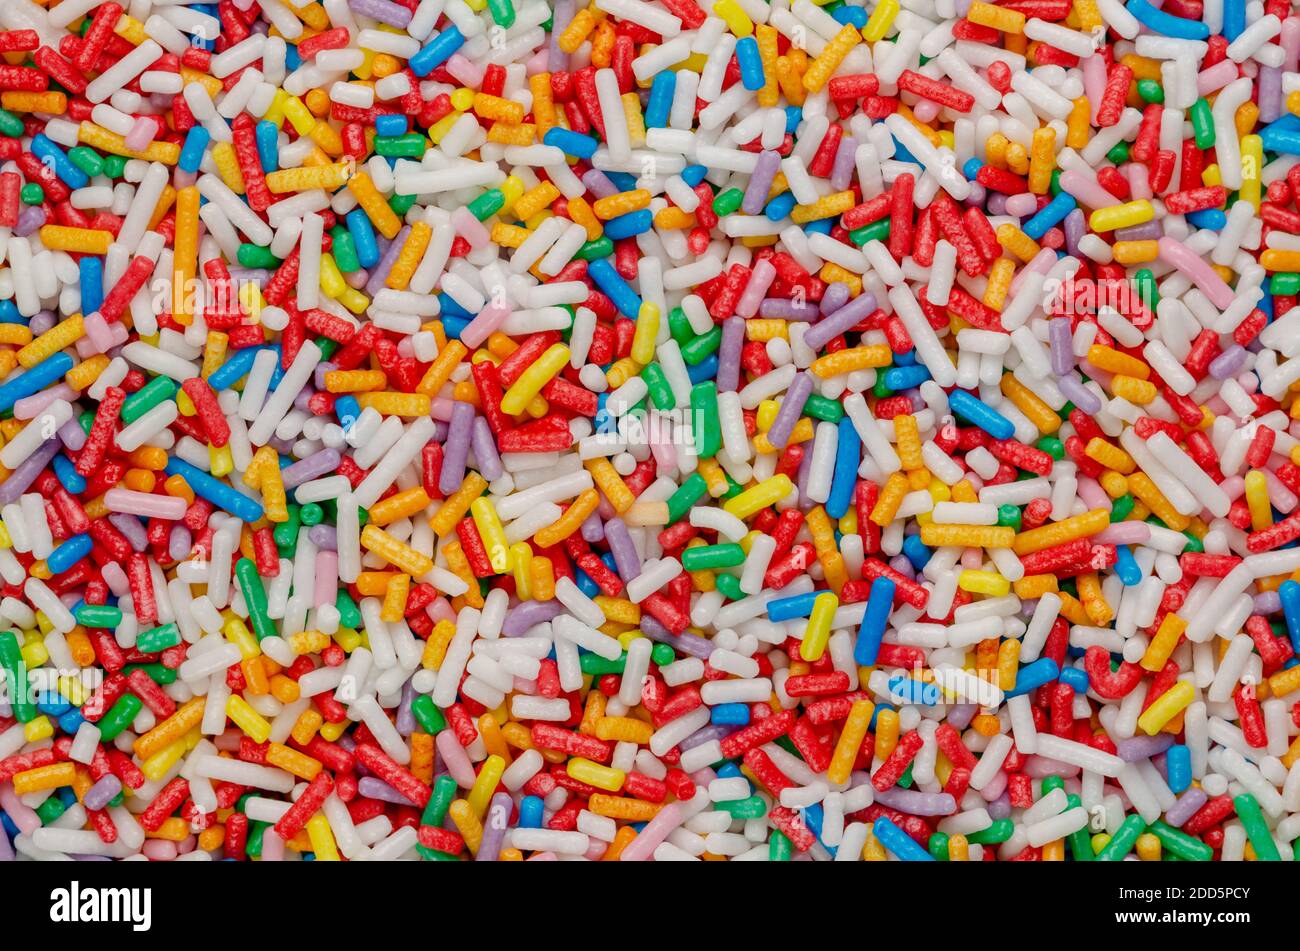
[{"left": 0, "top": 0, "right": 1296, "bottom": 866}]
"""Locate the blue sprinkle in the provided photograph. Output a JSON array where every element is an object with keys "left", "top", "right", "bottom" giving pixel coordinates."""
[
  {"left": 255, "top": 120, "right": 279, "bottom": 175},
  {"left": 874, "top": 816, "right": 934, "bottom": 861},
  {"left": 826, "top": 415, "right": 860, "bottom": 519},
  {"left": 1166, "top": 744, "right": 1192, "bottom": 794},
  {"left": 346, "top": 208, "right": 380, "bottom": 267},
  {"left": 52, "top": 454, "right": 85, "bottom": 494},
  {"left": 179, "top": 126, "right": 210, "bottom": 173},
  {"left": 711, "top": 702, "right": 751, "bottom": 725},
  {"left": 409, "top": 25, "right": 465, "bottom": 77},
  {"left": 1005, "top": 657, "right": 1061, "bottom": 698},
  {"left": 31, "top": 134, "right": 88, "bottom": 189},
  {"left": 768, "top": 590, "right": 825, "bottom": 621},
  {"left": 736, "top": 36, "right": 765, "bottom": 91},
  {"left": 948, "top": 388, "right": 1016, "bottom": 440},
  {"left": 47, "top": 533, "right": 92, "bottom": 576},
  {"left": 375, "top": 114, "right": 408, "bottom": 136},
  {"left": 1114, "top": 545, "right": 1143, "bottom": 586},
  {"left": 543, "top": 126, "right": 599, "bottom": 159},
  {"left": 164, "top": 458, "right": 264, "bottom": 522},
  {"left": 79, "top": 256, "right": 103, "bottom": 317},
  {"left": 681, "top": 164, "right": 708, "bottom": 187},
  {"left": 855, "top": 576, "right": 895, "bottom": 666},
  {"left": 604, "top": 209, "right": 652, "bottom": 240},
  {"left": 1127, "top": 0, "right": 1210, "bottom": 39},
  {"left": 646, "top": 71, "right": 675, "bottom": 129},
  {"left": 1023, "top": 191, "right": 1077, "bottom": 240}
]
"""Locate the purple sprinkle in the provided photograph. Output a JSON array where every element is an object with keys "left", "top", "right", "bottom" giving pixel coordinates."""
[
  {"left": 476, "top": 791, "right": 514, "bottom": 860},
  {"left": 640, "top": 615, "right": 712, "bottom": 659},
  {"left": 439, "top": 401, "right": 474, "bottom": 495},
  {"left": 1254, "top": 590, "right": 1281, "bottom": 614},
  {"left": 765, "top": 371, "right": 812, "bottom": 449},
  {"left": 358, "top": 776, "right": 416, "bottom": 805},
  {"left": 308, "top": 524, "right": 337, "bottom": 549},
  {"left": 1057, "top": 374, "right": 1101, "bottom": 414},
  {"left": 717, "top": 316, "right": 745, "bottom": 393},
  {"left": 0, "top": 439, "right": 59, "bottom": 504},
  {"left": 1115, "top": 732, "right": 1174, "bottom": 762},
  {"left": 803, "top": 292, "right": 877, "bottom": 351},
  {"left": 819, "top": 282, "right": 851, "bottom": 317},
  {"left": 15, "top": 205, "right": 45, "bottom": 237},
  {"left": 58, "top": 418, "right": 86, "bottom": 452},
  {"left": 1049, "top": 317, "right": 1075, "bottom": 375},
  {"left": 987, "top": 790, "right": 1012, "bottom": 820},
  {"left": 742, "top": 150, "right": 781, "bottom": 215},
  {"left": 82, "top": 775, "right": 123, "bottom": 811},
  {"left": 1114, "top": 221, "right": 1162, "bottom": 242},
  {"left": 365, "top": 225, "right": 410, "bottom": 296},
  {"left": 603, "top": 516, "right": 641, "bottom": 581},
  {"left": 1259, "top": 65, "right": 1284, "bottom": 123},
  {"left": 396, "top": 680, "right": 416, "bottom": 736},
  {"left": 872, "top": 787, "right": 956, "bottom": 815},
  {"left": 1208, "top": 345, "right": 1248, "bottom": 380},
  {"left": 1164, "top": 787, "right": 1208, "bottom": 828},
  {"left": 831, "top": 136, "right": 857, "bottom": 192},
  {"left": 759, "top": 298, "right": 820, "bottom": 320},
  {"left": 680, "top": 723, "right": 737, "bottom": 750},
  {"left": 281, "top": 448, "right": 342, "bottom": 489},
  {"left": 503, "top": 599, "right": 563, "bottom": 636},
  {"left": 582, "top": 168, "right": 618, "bottom": 198},
  {"left": 347, "top": 0, "right": 412, "bottom": 28},
  {"left": 109, "top": 513, "right": 149, "bottom": 552},
  {"left": 580, "top": 509, "right": 605, "bottom": 543},
  {"left": 1063, "top": 208, "right": 1086, "bottom": 259},
  {"left": 470, "top": 415, "right": 503, "bottom": 481},
  {"left": 168, "top": 525, "right": 192, "bottom": 561}
]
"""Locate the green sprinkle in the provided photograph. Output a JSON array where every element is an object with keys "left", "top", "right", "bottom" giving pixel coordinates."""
[
  {"left": 374, "top": 133, "right": 426, "bottom": 158},
  {"left": 1094, "top": 814, "right": 1147, "bottom": 861},
  {"left": 680, "top": 325, "right": 723, "bottom": 365},
  {"left": 712, "top": 187, "right": 744, "bottom": 216},
  {"left": 136, "top": 622, "right": 181, "bottom": 653},
  {"left": 468, "top": 188, "right": 506, "bottom": 221},
  {"left": 641, "top": 362, "right": 676, "bottom": 411},
  {"left": 235, "top": 558, "right": 274, "bottom": 641},
  {"left": 690, "top": 381, "right": 721, "bottom": 458},
  {"left": 99, "top": 693, "right": 144, "bottom": 741},
  {"left": 411, "top": 694, "right": 447, "bottom": 735},
  {"left": 966, "top": 818, "right": 1014, "bottom": 844},
  {"left": 651, "top": 643, "right": 675, "bottom": 666},
  {"left": 237, "top": 244, "right": 281, "bottom": 269},
  {"left": 330, "top": 227, "right": 361, "bottom": 272},
  {"left": 74, "top": 603, "right": 122, "bottom": 628},
  {"left": 1109, "top": 494, "right": 1135, "bottom": 522},
  {"left": 121, "top": 376, "right": 178, "bottom": 424},
  {"left": 67, "top": 146, "right": 104, "bottom": 177},
  {"left": 487, "top": 0, "right": 516, "bottom": 25},
  {"left": 803, "top": 392, "right": 845, "bottom": 423},
  {"left": 1233, "top": 794, "right": 1281, "bottom": 861},
  {"left": 680, "top": 543, "right": 746, "bottom": 571},
  {"left": 1190, "top": 98, "right": 1215, "bottom": 149},
  {"left": 714, "top": 572, "right": 745, "bottom": 601},
  {"left": 1136, "top": 79, "right": 1163, "bottom": 104},
  {"left": 580, "top": 652, "right": 625, "bottom": 675},
  {"left": 576, "top": 236, "right": 614, "bottom": 260},
  {"left": 849, "top": 218, "right": 890, "bottom": 245}
]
